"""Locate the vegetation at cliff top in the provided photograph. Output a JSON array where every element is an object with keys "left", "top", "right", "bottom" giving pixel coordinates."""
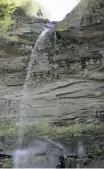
[
  {"left": 0, "top": 0, "right": 45, "bottom": 37},
  {"left": 0, "top": 0, "right": 15, "bottom": 36}
]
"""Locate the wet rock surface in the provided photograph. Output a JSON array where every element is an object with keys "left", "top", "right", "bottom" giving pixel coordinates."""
[
  {"left": 1, "top": 1, "right": 104, "bottom": 169},
  {"left": 1, "top": 1, "right": 104, "bottom": 167},
  {"left": 1, "top": 134, "right": 104, "bottom": 168},
  {"left": 0, "top": 1, "right": 104, "bottom": 125}
]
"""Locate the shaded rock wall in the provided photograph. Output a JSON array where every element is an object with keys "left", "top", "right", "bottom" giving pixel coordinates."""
[{"left": 0, "top": 1, "right": 104, "bottom": 124}]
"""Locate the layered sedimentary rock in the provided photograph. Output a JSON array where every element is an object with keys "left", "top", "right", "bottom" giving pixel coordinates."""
[{"left": 0, "top": 0, "right": 104, "bottom": 124}]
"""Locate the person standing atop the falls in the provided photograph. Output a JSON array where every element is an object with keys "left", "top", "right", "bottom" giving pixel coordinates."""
[{"left": 37, "top": 9, "right": 43, "bottom": 19}]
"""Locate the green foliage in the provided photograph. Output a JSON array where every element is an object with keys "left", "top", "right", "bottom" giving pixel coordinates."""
[
  {"left": 0, "top": 158, "right": 12, "bottom": 168},
  {"left": 0, "top": 0, "right": 15, "bottom": 17},
  {"left": 0, "top": 118, "right": 18, "bottom": 136},
  {"left": 0, "top": 15, "right": 14, "bottom": 35},
  {"left": 1, "top": 118, "right": 104, "bottom": 141},
  {"left": 56, "top": 21, "right": 68, "bottom": 31},
  {"left": 0, "top": 0, "right": 45, "bottom": 37},
  {"left": 23, "top": 122, "right": 104, "bottom": 139},
  {"left": 20, "top": 0, "right": 37, "bottom": 16},
  {"left": 33, "top": 156, "right": 46, "bottom": 164},
  {"left": 17, "top": 0, "right": 46, "bottom": 18},
  {"left": 0, "top": 0, "right": 15, "bottom": 37}
]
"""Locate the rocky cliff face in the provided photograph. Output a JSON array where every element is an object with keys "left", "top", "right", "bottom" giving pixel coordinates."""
[
  {"left": 56, "top": 0, "right": 104, "bottom": 30},
  {"left": 0, "top": 0, "right": 104, "bottom": 125}
]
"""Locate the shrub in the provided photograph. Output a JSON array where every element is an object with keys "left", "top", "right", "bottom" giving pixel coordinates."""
[{"left": 0, "top": 0, "right": 15, "bottom": 37}]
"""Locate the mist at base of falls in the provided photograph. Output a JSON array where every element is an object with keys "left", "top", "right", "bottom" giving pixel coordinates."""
[
  {"left": 13, "top": 140, "right": 65, "bottom": 168},
  {"left": 13, "top": 28, "right": 64, "bottom": 168}
]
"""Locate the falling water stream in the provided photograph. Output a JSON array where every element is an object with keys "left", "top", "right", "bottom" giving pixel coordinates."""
[
  {"left": 17, "top": 28, "right": 49, "bottom": 145},
  {"left": 12, "top": 25, "right": 87, "bottom": 168},
  {"left": 13, "top": 28, "right": 64, "bottom": 168}
]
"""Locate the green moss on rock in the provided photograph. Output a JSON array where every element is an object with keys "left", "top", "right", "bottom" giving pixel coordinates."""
[{"left": 0, "top": 158, "right": 13, "bottom": 168}]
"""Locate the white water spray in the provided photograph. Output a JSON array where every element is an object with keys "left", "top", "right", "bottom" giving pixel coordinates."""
[
  {"left": 14, "top": 27, "right": 64, "bottom": 168},
  {"left": 17, "top": 29, "right": 49, "bottom": 144},
  {"left": 14, "top": 29, "right": 49, "bottom": 167},
  {"left": 77, "top": 140, "right": 85, "bottom": 168},
  {"left": 77, "top": 140, "right": 85, "bottom": 158},
  {"left": 14, "top": 141, "right": 47, "bottom": 168},
  {"left": 24, "top": 29, "right": 49, "bottom": 88}
]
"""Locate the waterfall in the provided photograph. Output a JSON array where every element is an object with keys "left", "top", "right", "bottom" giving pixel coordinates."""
[
  {"left": 13, "top": 27, "right": 64, "bottom": 168},
  {"left": 77, "top": 140, "right": 85, "bottom": 168},
  {"left": 14, "top": 141, "right": 48, "bottom": 168},
  {"left": 24, "top": 29, "right": 49, "bottom": 88},
  {"left": 18, "top": 28, "right": 49, "bottom": 142},
  {"left": 14, "top": 28, "right": 49, "bottom": 167}
]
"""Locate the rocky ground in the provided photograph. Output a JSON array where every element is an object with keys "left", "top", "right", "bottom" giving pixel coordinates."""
[{"left": 0, "top": 120, "right": 104, "bottom": 167}]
